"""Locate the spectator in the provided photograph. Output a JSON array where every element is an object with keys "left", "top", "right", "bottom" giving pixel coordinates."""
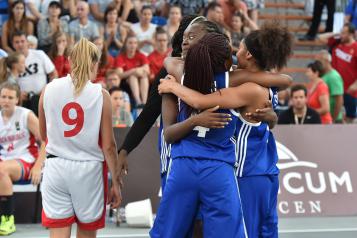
[
  {"left": 0, "top": 52, "right": 26, "bottom": 84},
  {"left": 0, "top": 82, "right": 45, "bottom": 236},
  {"left": 230, "top": 12, "right": 257, "bottom": 52},
  {"left": 300, "top": 0, "right": 335, "bottom": 41},
  {"left": 243, "top": 0, "right": 263, "bottom": 24},
  {"left": 68, "top": 1, "right": 99, "bottom": 43},
  {"left": 278, "top": 84, "right": 321, "bottom": 124},
  {"left": 164, "top": 5, "right": 182, "bottom": 39},
  {"left": 37, "top": 1, "right": 69, "bottom": 52},
  {"left": 0, "top": 49, "right": 8, "bottom": 58},
  {"left": 320, "top": 23, "right": 357, "bottom": 123},
  {"left": 148, "top": 27, "right": 171, "bottom": 84},
  {"left": 103, "top": 3, "right": 128, "bottom": 57},
  {"left": 112, "top": 0, "right": 139, "bottom": 24},
  {"left": 105, "top": 69, "right": 131, "bottom": 112},
  {"left": 25, "top": 0, "right": 44, "bottom": 21},
  {"left": 88, "top": 0, "right": 113, "bottom": 23},
  {"left": 48, "top": 31, "right": 71, "bottom": 78},
  {"left": 59, "top": 0, "right": 77, "bottom": 19},
  {"left": 344, "top": 0, "right": 357, "bottom": 28},
  {"left": 12, "top": 31, "right": 57, "bottom": 115},
  {"left": 218, "top": 0, "right": 248, "bottom": 29},
  {"left": 115, "top": 34, "right": 149, "bottom": 106},
  {"left": 275, "top": 89, "right": 290, "bottom": 115},
  {"left": 26, "top": 35, "right": 38, "bottom": 49},
  {"left": 1, "top": 0, "right": 34, "bottom": 54},
  {"left": 316, "top": 50, "right": 344, "bottom": 123},
  {"left": 205, "top": 2, "right": 225, "bottom": 27},
  {"left": 306, "top": 61, "right": 333, "bottom": 124},
  {"left": 130, "top": 6, "right": 157, "bottom": 56},
  {"left": 92, "top": 36, "right": 115, "bottom": 85},
  {"left": 166, "top": 0, "right": 208, "bottom": 16},
  {"left": 109, "top": 86, "right": 134, "bottom": 127}
]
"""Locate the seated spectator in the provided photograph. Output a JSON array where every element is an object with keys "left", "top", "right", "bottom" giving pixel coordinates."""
[
  {"left": 12, "top": 31, "right": 57, "bottom": 115},
  {"left": 130, "top": 6, "right": 157, "bottom": 56},
  {"left": 0, "top": 52, "right": 26, "bottom": 84},
  {"left": 1, "top": 0, "right": 34, "bottom": 54},
  {"left": 243, "top": 0, "right": 263, "bottom": 24},
  {"left": 115, "top": 34, "right": 149, "bottom": 106},
  {"left": 230, "top": 12, "right": 257, "bottom": 52},
  {"left": 112, "top": 0, "right": 139, "bottom": 24},
  {"left": 278, "top": 84, "right": 321, "bottom": 124},
  {"left": 93, "top": 37, "right": 115, "bottom": 85},
  {"left": 218, "top": 0, "right": 248, "bottom": 29},
  {"left": 24, "top": 0, "right": 43, "bottom": 22},
  {"left": 316, "top": 50, "right": 344, "bottom": 123},
  {"left": 166, "top": 0, "right": 208, "bottom": 16},
  {"left": 27, "top": 35, "right": 38, "bottom": 49},
  {"left": 164, "top": 5, "right": 182, "bottom": 40},
  {"left": 69, "top": 1, "right": 99, "bottom": 43},
  {"left": 109, "top": 87, "right": 134, "bottom": 127},
  {"left": 205, "top": 2, "right": 226, "bottom": 29},
  {"left": 89, "top": 0, "right": 113, "bottom": 23},
  {"left": 306, "top": 61, "right": 333, "bottom": 124},
  {"left": 48, "top": 31, "right": 71, "bottom": 78},
  {"left": 59, "top": 0, "right": 77, "bottom": 19},
  {"left": 105, "top": 69, "right": 131, "bottom": 112},
  {"left": 103, "top": 3, "right": 128, "bottom": 57},
  {"left": 344, "top": 0, "right": 357, "bottom": 28},
  {"left": 37, "top": 1, "right": 69, "bottom": 52},
  {"left": 148, "top": 27, "right": 171, "bottom": 83},
  {"left": 0, "top": 83, "right": 45, "bottom": 236}
]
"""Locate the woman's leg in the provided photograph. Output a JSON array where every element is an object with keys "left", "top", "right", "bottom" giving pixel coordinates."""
[
  {"left": 126, "top": 75, "right": 142, "bottom": 105},
  {"left": 139, "top": 76, "right": 149, "bottom": 104},
  {"left": 77, "top": 228, "right": 97, "bottom": 238},
  {"left": 50, "top": 227, "right": 72, "bottom": 238}
]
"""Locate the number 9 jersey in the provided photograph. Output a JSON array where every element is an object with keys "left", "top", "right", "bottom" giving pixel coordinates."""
[{"left": 43, "top": 75, "right": 104, "bottom": 162}]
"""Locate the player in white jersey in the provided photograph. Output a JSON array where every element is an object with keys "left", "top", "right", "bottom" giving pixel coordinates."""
[
  {"left": 38, "top": 38, "right": 121, "bottom": 238},
  {"left": 0, "top": 82, "right": 46, "bottom": 236}
]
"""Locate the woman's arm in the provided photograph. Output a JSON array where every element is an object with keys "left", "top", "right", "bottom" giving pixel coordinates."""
[
  {"left": 90, "top": 3, "right": 104, "bottom": 22},
  {"left": 27, "top": 2, "right": 43, "bottom": 21},
  {"left": 229, "top": 69, "right": 293, "bottom": 90},
  {"left": 119, "top": 0, "right": 132, "bottom": 22},
  {"left": 38, "top": 89, "right": 47, "bottom": 141},
  {"left": 317, "top": 94, "right": 330, "bottom": 115},
  {"left": 1, "top": 23, "right": 14, "bottom": 53}
]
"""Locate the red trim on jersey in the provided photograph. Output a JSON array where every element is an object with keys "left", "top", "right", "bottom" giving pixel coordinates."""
[
  {"left": 28, "top": 133, "right": 38, "bottom": 159},
  {"left": 42, "top": 210, "right": 76, "bottom": 228},
  {"left": 77, "top": 162, "right": 108, "bottom": 230}
]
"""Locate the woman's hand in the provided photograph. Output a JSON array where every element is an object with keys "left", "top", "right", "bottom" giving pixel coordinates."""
[
  {"left": 29, "top": 163, "right": 42, "bottom": 185},
  {"left": 192, "top": 106, "right": 232, "bottom": 129},
  {"left": 158, "top": 75, "right": 179, "bottom": 94}
]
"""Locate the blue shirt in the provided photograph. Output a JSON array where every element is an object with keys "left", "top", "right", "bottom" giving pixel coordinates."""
[{"left": 345, "top": 0, "right": 357, "bottom": 28}]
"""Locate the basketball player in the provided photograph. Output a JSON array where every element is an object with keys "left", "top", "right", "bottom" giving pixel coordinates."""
[
  {"left": 0, "top": 82, "right": 46, "bottom": 236},
  {"left": 38, "top": 38, "right": 121, "bottom": 238},
  {"left": 159, "top": 24, "right": 294, "bottom": 238}
]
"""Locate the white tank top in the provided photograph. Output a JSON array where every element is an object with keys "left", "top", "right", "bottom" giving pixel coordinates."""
[
  {"left": 44, "top": 75, "right": 104, "bottom": 162},
  {"left": 0, "top": 106, "right": 38, "bottom": 163}
]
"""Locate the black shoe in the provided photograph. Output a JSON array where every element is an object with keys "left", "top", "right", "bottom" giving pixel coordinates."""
[{"left": 299, "top": 35, "right": 316, "bottom": 41}]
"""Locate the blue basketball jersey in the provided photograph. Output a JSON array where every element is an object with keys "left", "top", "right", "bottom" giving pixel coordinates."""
[
  {"left": 234, "top": 88, "right": 279, "bottom": 177},
  {"left": 170, "top": 72, "right": 238, "bottom": 165},
  {"left": 158, "top": 117, "right": 171, "bottom": 174}
]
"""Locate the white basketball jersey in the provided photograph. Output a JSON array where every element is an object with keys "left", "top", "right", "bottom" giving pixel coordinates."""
[
  {"left": 44, "top": 75, "right": 104, "bottom": 162},
  {"left": 0, "top": 106, "right": 38, "bottom": 163}
]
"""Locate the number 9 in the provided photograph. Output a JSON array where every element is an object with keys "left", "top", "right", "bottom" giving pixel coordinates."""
[{"left": 62, "top": 102, "right": 84, "bottom": 137}]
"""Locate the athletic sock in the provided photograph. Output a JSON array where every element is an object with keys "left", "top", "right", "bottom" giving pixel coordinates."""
[{"left": 0, "top": 196, "right": 14, "bottom": 217}]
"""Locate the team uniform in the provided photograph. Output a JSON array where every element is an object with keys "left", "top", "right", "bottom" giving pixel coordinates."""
[
  {"left": 41, "top": 75, "right": 107, "bottom": 230},
  {"left": 150, "top": 72, "right": 246, "bottom": 238},
  {"left": 157, "top": 119, "right": 171, "bottom": 191},
  {"left": 233, "top": 88, "right": 279, "bottom": 238},
  {"left": 0, "top": 107, "right": 38, "bottom": 180}
]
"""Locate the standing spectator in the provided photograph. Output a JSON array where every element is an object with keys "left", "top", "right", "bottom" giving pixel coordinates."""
[
  {"left": 103, "top": 4, "right": 128, "bottom": 57},
  {"left": 164, "top": 5, "right": 182, "bottom": 40},
  {"left": 0, "top": 83, "right": 45, "bottom": 236},
  {"left": 320, "top": 23, "right": 357, "bottom": 122},
  {"left": 300, "top": 0, "right": 335, "bottom": 41},
  {"left": 37, "top": 1, "right": 69, "bottom": 52},
  {"left": 1, "top": 0, "right": 34, "bottom": 54},
  {"left": 93, "top": 36, "right": 115, "bottom": 85},
  {"left": 344, "top": 0, "right": 357, "bottom": 28},
  {"left": 218, "top": 0, "right": 248, "bottom": 29},
  {"left": 316, "top": 50, "right": 344, "bottom": 123},
  {"left": 278, "top": 84, "right": 321, "bottom": 124},
  {"left": 68, "top": 1, "right": 99, "bottom": 43},
  {"left": 12, "top": 31, "right": 57, "bottom": 115},
  {"left": 48, "top": 31, "right": 71, "bottom": 78},
  {"left": 130, "top": 6, "right": 157, "bottom": 55},
  {"left": 148, "top": 27, "right": 171, "bottom": 84},
  {"left": 110, "top": 87, "right": 134, "bottom": 127},
  {"left": 105, "top": 69, "right": 131, "bottom": 112},
  {"left": 306, "top": 61, "right": 333, "bottom": 124},
  {"left": 115, "top": 34, "right": 149, "bottom": 106},
  {"left": 0, "top": 52, "right": 26, "bottom": 84}
]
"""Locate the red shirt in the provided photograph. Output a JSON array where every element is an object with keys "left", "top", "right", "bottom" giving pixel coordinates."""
[
  {"left": 115, "top": 51, "right": 149, "bottom": 71},
  {"left": 52, "top": 55, "right": 70, "bottom": 78},
  {"left": 147, "top": 49, "right": 171, "bottom": 83},
  {"left": 328, "top": 37, "right": 357, "bottom": 97},
  {"left": 307, "top": 81, "right": 333, "bottom": 124},
  {"left": 94, "top": 55, "right": 115, "bottom": 83}
]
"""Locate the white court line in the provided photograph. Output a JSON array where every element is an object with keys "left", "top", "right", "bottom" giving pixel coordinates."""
[{"left": 279, "top": 227, "right": 357, "bottom": 233}]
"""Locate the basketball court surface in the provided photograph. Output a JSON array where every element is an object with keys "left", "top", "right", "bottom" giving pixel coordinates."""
[{"left": 11, "top": 216, "right": 357, "bottom": 238}]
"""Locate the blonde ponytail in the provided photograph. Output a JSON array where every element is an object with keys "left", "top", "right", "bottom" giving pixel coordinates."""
[{"left": 70, "top": 38, "right": 100, "bottom": 95}]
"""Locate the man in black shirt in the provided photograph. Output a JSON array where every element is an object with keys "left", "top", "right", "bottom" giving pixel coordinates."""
[{"left": 278, "top": 84, "right": 321, "bottom": 124}]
